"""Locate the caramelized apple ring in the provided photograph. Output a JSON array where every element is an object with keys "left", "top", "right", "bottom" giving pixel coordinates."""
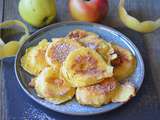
[
  {"left": 34, "top": 67, "right": 75, "bottom": 104},
  {"left": 45, "top": 38, "right": 82, "bottom": 70},
  {"left": 67, "top": 29, "right": 116, "bottom": 63},
  {"left": 21, "top": 39, "right": 49, "bottom": 76},
  {"left": 62, "top": 47, "right": 113, "bottom": 87},
  {"left": 111, "top": 44, "right": 136, "bottom": 81},
  {"left": 80, "top": 37, "right": 116, "bottom": 63},
  {"left": 76, "top": 77, "right": 117, "bottom": 107}
]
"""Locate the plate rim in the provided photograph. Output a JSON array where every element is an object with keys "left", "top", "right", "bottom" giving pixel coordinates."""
[{"left": 14, "top": 21, "right": 144, "bottom": 116}]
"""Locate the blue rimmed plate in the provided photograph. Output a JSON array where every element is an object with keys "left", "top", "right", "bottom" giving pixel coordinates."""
[{"left": 15, "top": 21, "right": 144, "bottom": 115}]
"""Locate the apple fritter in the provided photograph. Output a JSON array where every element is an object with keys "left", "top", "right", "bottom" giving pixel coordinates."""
[
  {"left": 111, "top": 44, "right": 136, "bottom": 81},
  {"left": 62, "top": 47, "right": 113, "bottom": 87},
  {"left": 21, "top": 39, "right": 49, "bottom": 76},
  {"left": 80, "top": 37, "right": 116, "bottom": 64},
  {"left": 67, "top": 29, "right": 116, "bottom": 64},
  {"left": 34, "top": 67, "right": 75, "bottom": 104},
  {"left": 67, "top": 29, "right": 99, "bottom": 41},
  {"left": 76, "top": 77, "right": 117, "bottom": 107},
  {"left": 112, "top": 82, "right": 136, "bottom": 102},
  {"left": 45, "top": 38, "right": 82, "bottom": 70}
]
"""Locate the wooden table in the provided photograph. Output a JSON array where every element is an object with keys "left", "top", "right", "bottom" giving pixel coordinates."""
[{"left": 0, "top": 0, "right": 160, "bottom": 119}]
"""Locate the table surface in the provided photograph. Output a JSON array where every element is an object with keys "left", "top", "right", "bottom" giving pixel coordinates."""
[{"left": 0, "top": 0, "right": 160, "bottom": 119}]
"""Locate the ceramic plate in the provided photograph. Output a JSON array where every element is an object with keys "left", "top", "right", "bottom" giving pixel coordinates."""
[{"left": 15, "top": 22, "right": 144, "bottom": 115}]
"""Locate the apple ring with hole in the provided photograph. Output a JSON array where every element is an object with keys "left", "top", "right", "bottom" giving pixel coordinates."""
[
  {"left": 76, "top": 77, "right": 117, "bottom": 107},
  {"left": 32, "top": 67, "right": 75, "bottom": 104},
  {"left": 111, "top": 44, "right": 136, "bottom": 81},
  {"left": 45, "top": 38, "right": 82, "bottom": 70},
  {"left": 21, "top": 39, "right": 49, "bottom": 76},
  {"left": 62, "top": 47, "right": 113, "bottom": 87}
]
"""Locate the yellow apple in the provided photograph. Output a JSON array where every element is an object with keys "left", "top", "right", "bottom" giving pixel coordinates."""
[{"left": 19, "top": 0, "right": 56, "bottom": 27}]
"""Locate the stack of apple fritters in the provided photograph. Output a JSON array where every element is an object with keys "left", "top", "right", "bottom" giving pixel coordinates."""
[{"left": 21, "top": 29, "right": 136, "bottom": 107}]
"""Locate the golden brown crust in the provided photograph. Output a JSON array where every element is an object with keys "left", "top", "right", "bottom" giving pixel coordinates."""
[
  {"left": 68, "top": 29, "right": 88, "bottom": 40},
  {"left": 67, "top": 29, "right": 115, "bottom": 64},
  {"left": 45, "top": 38, "right": 82, "bottom": 70},
  {"left": 34, "top": 67, "right": 75, "bottom": 104},
  {"left": 112, "top": 82, "right": 136, "bottom": 103},
  {"left": 21, "top": 39, "right": 49, "bottom": 76},
  {"left": 76, "top": 77, "right": 117, "bottom": 107},
  {"left": 111, "top": 44, "right": 136, "bottom": 81},
  {"left": 62, "top": 47, "right": 113, "bottom": 87}
]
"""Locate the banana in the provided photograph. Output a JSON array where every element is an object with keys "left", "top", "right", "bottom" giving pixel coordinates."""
[
  {"left": 21, "top": 39, "right": 49, "bottom": 76},
  {"left": 33, "top": 67, "right": 75, "bottom": 104},
  {"left": 111, "top": 44, "right": 136, "bottom": 81},
  {"left": 45, "top": 38, "right": 82, "bottom": 70},
  {"left": 62, "top": 47, "right": 113, "bottom": 87},
  {"left": 76, "top": 77, "right": 117, "bottom": 107}
]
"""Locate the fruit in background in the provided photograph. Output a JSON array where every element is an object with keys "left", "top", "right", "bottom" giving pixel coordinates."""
[
  {"left": 18, "top": 0, "right": 56, "bottom": 27},
  {"left": 69, "top": 0, "right": 108, "bottom": 22}
]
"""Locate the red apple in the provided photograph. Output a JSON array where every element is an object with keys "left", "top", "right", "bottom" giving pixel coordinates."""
[{"left": 68, "top": 0, "right": 109, "bottom": 22}]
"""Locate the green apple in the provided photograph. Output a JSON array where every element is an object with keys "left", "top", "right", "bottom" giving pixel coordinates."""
[{"left": 18, "top": 0, "right": 56, "bottom": 27}]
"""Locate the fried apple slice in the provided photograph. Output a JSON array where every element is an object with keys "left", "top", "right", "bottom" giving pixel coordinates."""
[
  {"left": 112, "top": 82, "right": 136, "bottom": 102},
  {"left": 87, "top": 38, "right": 116, "bottom": 63},
  {"left": 45, "top": 38, "right": 82, "bottom": 70},
  {"left": 34, "top": 67, "right": 75, "bottom": 104},
  {"left": 76, "top": 77, "right": 117, "bottom": 107},
  {"left": 67, "top": 29, "right": 116, "bottom": 64},
  {"left": 62, "top": 47, "right": 113, "bottom": 87},
  {"left": 111, "top": 44, "right": 136, "bottom": 81},
  {"left": 21, "top": 39, "right": 49, "bottom": 76},
  {"left": 67, "top": 29, "right": 99, "bottom": 41}
]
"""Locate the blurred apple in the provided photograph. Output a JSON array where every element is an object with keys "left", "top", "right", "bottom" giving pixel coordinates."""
[
  {"left": 18, "top": 0, "right": 56, "bottom": 27},
  {"left": 69, "top": 0, "right": 108, "bottom": 22}
]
